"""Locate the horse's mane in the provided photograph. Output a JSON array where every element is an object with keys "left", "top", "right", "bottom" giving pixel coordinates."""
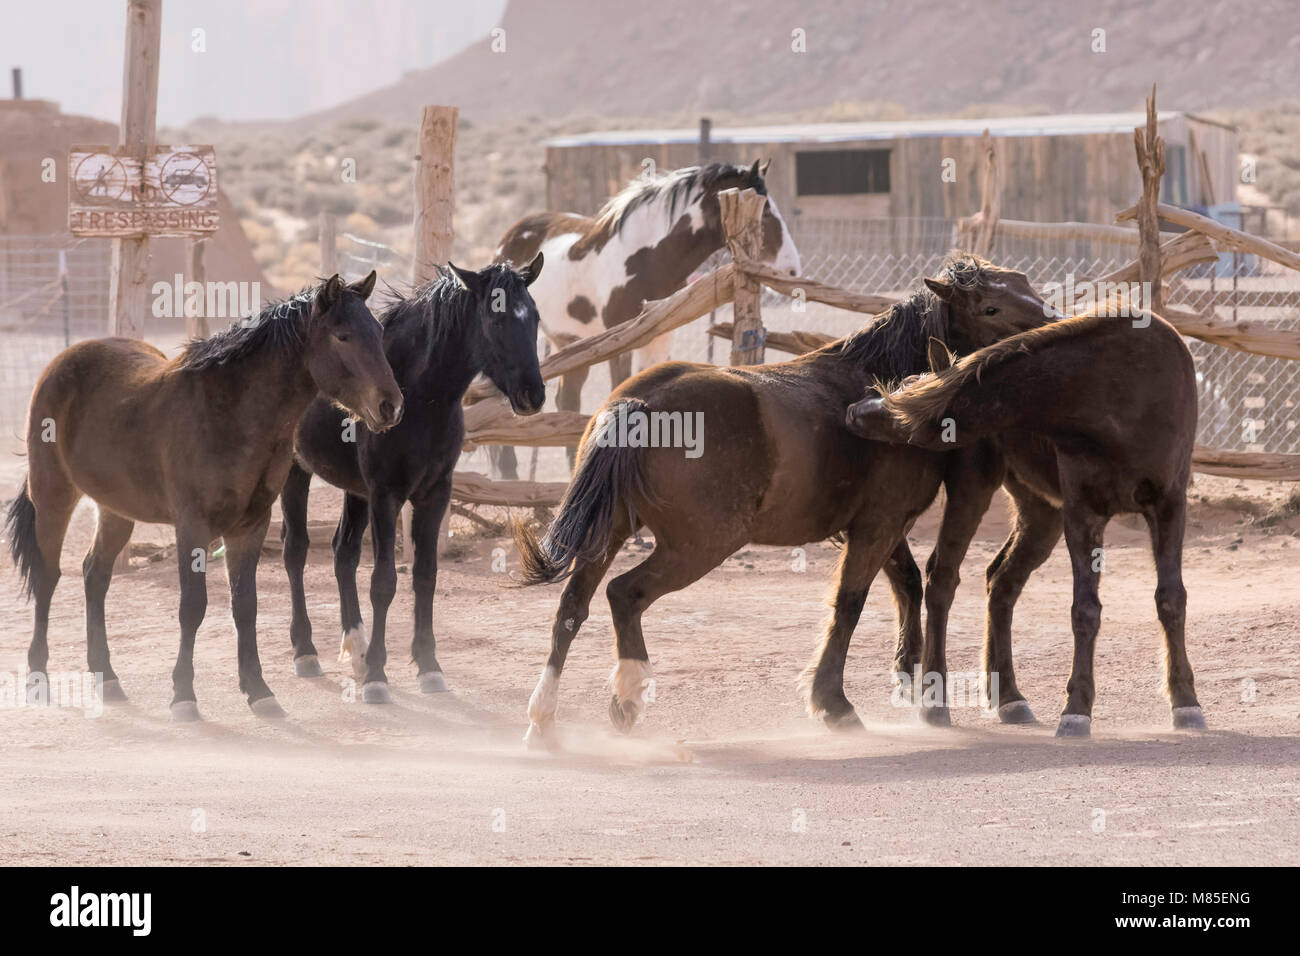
[
  {"left": 882, "top": 309, "right": 1117, "bottom": 436},
  {"left": 379, "top": 262, "right": 528, "bottom": 377},
  {"left": 590, "top": 162, "right": 766, "bottom": 239},
  {"left": 179, "top": 288, "right": 314, "bottom": 370},
  {"left": 839, "top": 252, "right": 996, "bottom": 381}
]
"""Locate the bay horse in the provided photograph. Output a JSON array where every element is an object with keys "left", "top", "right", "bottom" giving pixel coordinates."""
[
  {"left": 5, "top": 273, "right": 402, "bottom": 720},
  {"left": 492, "top": 160, "right": 801, "bottom": 474},
  {"left": 513, "top": 254, "right": 1053, "bottom": 744},
  {"left": 846, "top": 310, "right": 1202, "bottom": 737},
  {"left": 280, "top": 257, "right": 546, "bottom": 702}
]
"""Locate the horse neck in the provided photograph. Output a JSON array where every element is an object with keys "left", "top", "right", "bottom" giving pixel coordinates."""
[
  {"left": 802, "top": 301, "right": 950, "bottom": 394},
  {"left": 394, "top": 303, "right": 483, "bottom": 406},
  {"left": 206, "top": 337, "right": 318, "bottom": 437}
]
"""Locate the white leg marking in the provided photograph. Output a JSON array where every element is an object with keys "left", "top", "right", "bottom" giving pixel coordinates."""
[
  {"left": 527, "top": 665, "right": 560, "bottom": 727},
  {"left": 339, "top": 625, "right": 368, "bottom": 681},
  {"left": 609, "top": 658, "right": 654, "bottom": 724}
]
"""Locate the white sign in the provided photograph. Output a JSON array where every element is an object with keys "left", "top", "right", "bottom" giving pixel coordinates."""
[{"left": 69, "top": 145, "right": 219, "bottom": 237}]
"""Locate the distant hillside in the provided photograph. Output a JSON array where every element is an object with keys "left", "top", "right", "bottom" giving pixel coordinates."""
[{"left": 302, "top": 0, "right": 1300, "bottom": 128}]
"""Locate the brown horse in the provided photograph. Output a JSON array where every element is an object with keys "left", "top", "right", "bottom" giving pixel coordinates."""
[
  {"left": 846, "top": 310, "right": 1202, "bottom": 737},
  {"left": 513, "top": 253, "right": 1053, "bottom": 743},
  {"left": 5, "top": 273, "right": 402, "bottom": 720}
]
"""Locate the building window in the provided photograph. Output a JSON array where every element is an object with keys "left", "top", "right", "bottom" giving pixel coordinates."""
[{"left": 795, "top": 149, "right": 890, "bottom": 196}]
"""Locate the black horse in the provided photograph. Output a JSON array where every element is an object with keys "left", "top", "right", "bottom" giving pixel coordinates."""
[{"left": 281, "top": 255, "right": 545, "bottom": 701}]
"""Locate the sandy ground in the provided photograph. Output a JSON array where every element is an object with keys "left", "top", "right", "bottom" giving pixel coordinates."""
[{"left": 1, "top": 462, "right": 1298, "bottom": 867}]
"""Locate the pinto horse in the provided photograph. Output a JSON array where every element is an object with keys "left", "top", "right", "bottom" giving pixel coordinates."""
[
  {"left": 493, "top": 160, "right": 801, "bottom": 474},
  {"left": 5, "top": 273, "right": 401, "bottom": 719},
  {"left": 847, "top": 310, "right": 1202, "bottom": 737},
  {"left": 281, "top": 257, "right": 546, "bottom": 702},
  {"left": 513, "top": 254, "right": 1053, "bottom": 743}
]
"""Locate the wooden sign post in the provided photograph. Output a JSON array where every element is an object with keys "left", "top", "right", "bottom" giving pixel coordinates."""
[{"left": 108, "top": 0, "right": 161, "bottom": 338}]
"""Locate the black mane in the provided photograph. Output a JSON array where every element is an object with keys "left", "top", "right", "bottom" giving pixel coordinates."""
[
  {"left": 841, "top": 252, "right": 994, "bottom": 380},
  {"left": 379, "top": 263, "right": 528, "bottom": 380},
  {"left": 596, "top": 162, "right": 766, "bottom": 237},
  {"left": 180, "top": 289, "right": 314, "bottom": 370}
]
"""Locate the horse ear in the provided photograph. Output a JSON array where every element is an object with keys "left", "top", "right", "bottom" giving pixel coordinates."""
[
  {"left": 924, "top": 277, "right": 957, "bottom": 302},
  {"left": 318, "top": 274, "right": 343, "bottom": 311},
  {"left": 519, "top": 251, "right": 544, "bottom": 286},
  {"left": 758, "top": 158, "right": 771, "bottom": 178},
  {"left": 749, "top": 159, "right": 762, "bottom": 179},
  {"left": 448, "top": 262, "right": 485, "bottom": 298},
  {"left": 348, "top": 270, "right": 377, "bottom": 299},
  {"left": 927, "top": 337, "right": 955, "bottom": 373}
]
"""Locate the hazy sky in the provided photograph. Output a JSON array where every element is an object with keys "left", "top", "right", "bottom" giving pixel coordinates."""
[{"left": 1, "top": 0, "right": 507, "bottom": 126}]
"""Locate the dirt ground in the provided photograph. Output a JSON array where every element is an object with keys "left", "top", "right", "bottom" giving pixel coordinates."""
[{"left": 1, "top": 458, "right": 1298, "bottom": 866}]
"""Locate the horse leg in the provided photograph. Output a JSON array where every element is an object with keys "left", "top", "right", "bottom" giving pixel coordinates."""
[
  {"left": 985, "top": 479, "right": 1061, "bottom": 724},
  {"left": 223, "top": 514, "right": 281, "bottom": 716},
  {"left": 280, "top": 462, "right": 322, "bottom": 677},
  {"left": 360, "top": 490, "right": 400, "bottom": 703},
  {"left": 524, "top": 517, "right": 631, "bottom": 746},
  {"left": 918, "top": 447, "right": 1004, "bottom": 726},
  {"left": 557, "top": 367, "right": 589, "bottom": 471},
  {"left": 333, "top": 492, "right": 370, "bottom": 682},
  {"left": 23, "top": 480, "right": 77, "bottom": 684},
  {"left": 170, "top": 523, "right": 211, "bottom": 721},
  {"left": 83, "top": 509, "right": 134, "bottom": 701},
  {"left": 1146, "top": 492, "right": 1204, "bottom": 730},
  {"left": 883, "top": 540, "right": 922, "bottom": 690},
  {"left": 410, "top": 477, "right": 452, "bottom": 693},
  {"left": 604, "top": 533, "right": 741, "bottom": 731},
  {"left": 799, "top": 524, "right": 897, "bottom": 730},
  {"left": 1056, "top": 500, "right": 1108, "bottom": 738}
]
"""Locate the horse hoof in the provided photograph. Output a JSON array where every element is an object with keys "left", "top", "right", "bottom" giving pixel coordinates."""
[
  {"left": 524, "top": 720, "right": 555, "bottom": 750},
  {"left": 824, "top": 709, "right": 865, "bottom": 732},
  {"left": 170, "top": 701, "right": 202, "bottom": 723},
  {"left": 249, "top": 696, "right": 286, "bottom": 719},
  {"left": 1055, "top": 714, "right": 1092, "bottom": 738},
  {"left": 997, "top": 700, "right": 1037, "bottom": 724},
  {"left": 361, "top": 681, "right": 391, "bottom": 704},
  {"left": 608, "top": 695, "right": 639, "bottom": 732},
  {"left": 418, "top": 671, "right": 449, "bottom": 694},
  {"left": 918, "top": 705, "right": 951, "bottom": 727},
  {"left": 1172, "top": 706, "right": 1207, "bottom": 731},
  {"left": 99, "top": 679, "right": 128, "bottom": 703},
  {"left": 294, "top": 655, "right": 323, "bottom": 678}
]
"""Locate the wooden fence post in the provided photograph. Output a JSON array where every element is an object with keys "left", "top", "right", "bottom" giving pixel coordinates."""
[
  {"left": 972, "top": 129, "right": 1000, "bottom": 258},
  {"left": 1133, "top": 84, "right": 1166, "bottom": 316},
  {"left": 186, "top": 238, "right": 209, "bottom": 339},
  {"left": 719, "top": 187, "right": 767, "bottom": 365},
  {"left": 318, "top": 211, "right": 337, "bottom": 277},
  {"left": 412, "top": 105, "right": 459, "bottom": 558}
]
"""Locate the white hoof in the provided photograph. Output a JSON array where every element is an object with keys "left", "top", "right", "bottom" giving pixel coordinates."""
[
  {"left": 1055, "top": 713, "right": 1092, "bottom": 738},
  {"left": 294, "top": 655, "right": 323, "bottom": 678},
  {"left": 338, "top": 626, "right": 368, "bottom": 682},
  {"left": 249, "top": 696, "right": 286, "bottom": 719},
  {"left": 523, "top": 719, "right": 556, "bottom": 750},
  {"left": 170, "top": 700, "right": 202, "bottom": 723},
  {"left": 418, "top": 670, "right": 448, "bottom": 694},
  {"left": 1172, "top": 705, "right": 1207, "bottom": 730}
]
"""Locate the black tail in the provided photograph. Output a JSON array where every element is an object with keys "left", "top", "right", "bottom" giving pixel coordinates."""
[
  {"left": 6, "top": 477, "right": 39, "bottom": 601},
  {"left": 514, "top": 400, "right": 653, "bottom": 585}
]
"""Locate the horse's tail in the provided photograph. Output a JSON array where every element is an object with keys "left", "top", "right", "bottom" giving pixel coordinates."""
[
  {"left": 880, "top": 347, "right": 1017, "bottom": 446},
  {"left": 514, "top": 399, "right": 652, "bottom": 585},
  {"left": 5, "top": 477, "right": 39, "bottom": 601}
]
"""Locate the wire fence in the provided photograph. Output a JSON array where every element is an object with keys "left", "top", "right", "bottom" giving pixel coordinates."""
[{"left": 2, "top": 220, "right": 1299, "bottom": 458}]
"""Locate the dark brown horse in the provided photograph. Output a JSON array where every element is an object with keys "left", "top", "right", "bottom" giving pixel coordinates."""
[
  {"left": 846, "top": 310, "right": 1202, "bottom": 737},
  {"left": 513, "top": 254, "right": 1053, "bottom": 744},
  {"left": 5, "top": 273, "right": 402, "bottom": 720}
]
